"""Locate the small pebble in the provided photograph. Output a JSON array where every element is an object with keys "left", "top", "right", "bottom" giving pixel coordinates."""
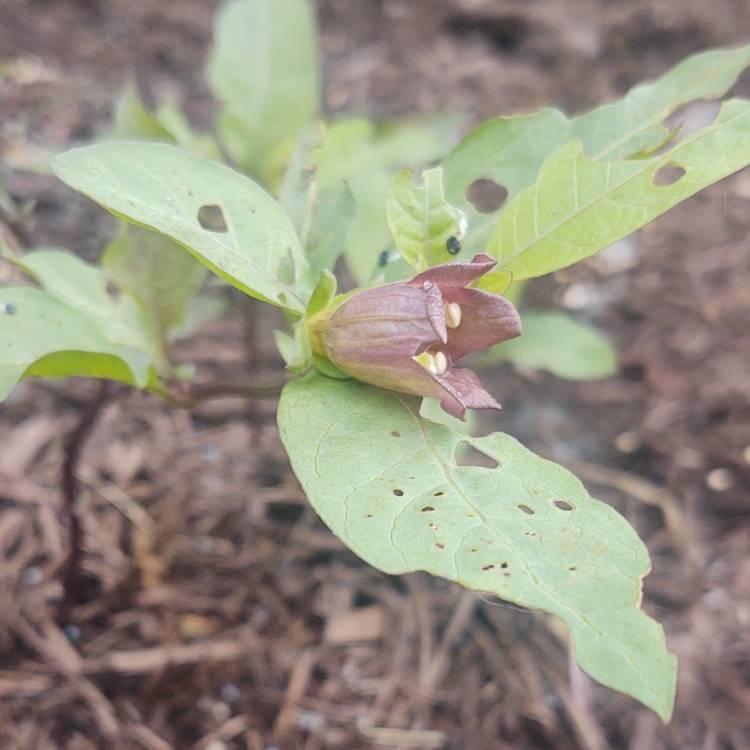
[
  {"left": 63, "top": 624, "right": 82, "bottom": 643},
  {"left": 705, "top": 468, "right": 734, "bottom": 492},
  {"left": 220, "top": 683, "right": 241, "bottom": 704},
  {"left": 21, "top": 566, "right": 43, "bottom": 586},
  {"left": 614, "top": 431, "right": 640, "bottom": 454}
]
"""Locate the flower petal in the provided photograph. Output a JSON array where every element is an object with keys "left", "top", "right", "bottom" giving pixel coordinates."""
[
  {"left": 422, "top": 281, "right": 447, "bottom": 344},
  {"left": 410, "top": 253, "right": 497, "bottom": 289},
  {"left": 442, "top": 287, "right": 522, "bottom": 361},
  {"left": 428, "top": 366, "right": 502, "bottom": 420},
  {"left": 325, "top": 284, "right": 440, "bottom": 360}
]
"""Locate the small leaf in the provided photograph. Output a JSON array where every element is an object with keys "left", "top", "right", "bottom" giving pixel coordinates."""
[
  {"left": 52, "top": 142, "right": 312, "bottom": 313},
  {"left": 0, "top": 287, "right": 150, "bottom": 401},
  {"left": 280, "top": 134, "right": 357, "bottom": 275},
  {"left": 10, "top": 247, "right": 153, "bottom": 357},
  {"left": 274, "top": 323, "right": 312, "bottom": 375},
  {"left": 152, "top": 104, "right": 224, "bottom": 161},
  {"left": 110, "top": 81, "right": 176, "bottom": 143},
  {"left": 484, "top": 310, "right": 617, "bottom": 380},
  {"left": 314, "top": 117, "right": 457, "bottom": 284},
  {"left": 279, "top": 374, "right": 677, "bottom": 720},
  {"left": 102, "top": 225, "right": 207, "bottom": 351},
  {"left": 386, "top": 167, "right": 467, "bottom": 271},
  {"left": 205, "top": 0, "right": 320, "bottom": 181},
  {"left": 486, "top": 99, "right": 750, "bottom": 281},
  {"left": 108, "top": 82, "right": 223, "bottom": 161},
  {"left": 305, "top": 270, "right": 337, "bottom": 319}
]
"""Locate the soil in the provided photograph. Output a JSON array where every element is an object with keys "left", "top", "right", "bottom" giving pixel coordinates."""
[{"left": 1, "top": 1, "right": 750, "bottom": 749}]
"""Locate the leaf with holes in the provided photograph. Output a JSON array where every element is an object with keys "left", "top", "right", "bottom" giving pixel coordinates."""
[
  {"left": 206, "top": 0, "right": 320, "bottom": 183},
  {"left": 0, "top": 287, "right": 151, "bottom": 401},
  {"left": 386, "top": 167, "right": 467, "bottom": 272},
  {"left": 443, "top": 43, "right": 750, "bottom": 255},
  {"left": 52, "top": 142, "right": 312, "bottom": 313},
  {"left": 483, "top": 310, "right": 617, "bottom": 381},
  {"left": 484, "top": 99, "right": 750, "bottom": 282},
  {"left": 279, "top": 373, "right": 677, "bottom": 720}
]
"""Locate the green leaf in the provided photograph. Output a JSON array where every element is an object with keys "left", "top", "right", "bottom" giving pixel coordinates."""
[
  {"left": 443, "top": 43, "right": 750, "bottom": 255},
  {"left": 205, "top": 0, "right": 320, "bottom": 181},
  {"left": 51, "top": 142, "right": 312, "bottom": 313},
  {"left": 485, "top": 310, "right": 617, "bottom": 380},
  {"left": 305, "top": 269, "right": 337, "bottom": 319},
  {"left": 315, "top": 117, "right": 457, "bottom": 284},
  {"left": 278, "top": 374, "right": 677, "bottom": 720},
  {"left": 102, "top": 225, "right": 207, "bottom": 353},
  {"left": 386, "top": 167, "right": 467, "bottom": 271},
  {"left": 109, "top": 82, "right": 223, "bottom": 161},
  {"left": 305, "top": 182, "right": 356, "bottom": 275},
  {"left": 571, "top": 42, "right": 750, "bottom": 160},
  {"left": 110, "top": 81, "right": 176, "bottom": 143},
  {"left": 0, "top": 287, "right": 150, "bottom": 401},
  {"left": 274, "top": 323, "right": 311, "bottom": 375},
  {"left": 152, "top": 104, "right": 224, "bottom": 161},
  {"left": 487, "top": 99, "right": 750, "bottom": 281},
  {"left": 280, "top": 134, "right": 356, "bottom": 275},
  {"left": 9, "top": 247, "right": 153, "bottom": 357},
  {"left": 443, "top": 109, "right": 569, "bottom": 254}
]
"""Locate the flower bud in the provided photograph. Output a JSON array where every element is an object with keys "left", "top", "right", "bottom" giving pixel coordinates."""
[{"left": 311, "top": 254, "right": 522, "bottom": 419}]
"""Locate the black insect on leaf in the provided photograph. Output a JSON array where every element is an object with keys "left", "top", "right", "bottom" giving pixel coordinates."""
[{"left": 446, "top": 235, "right": 461, "bottom": 255}]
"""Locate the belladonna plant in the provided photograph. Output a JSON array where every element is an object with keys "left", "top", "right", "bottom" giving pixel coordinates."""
[{"left": 5, "top": 20, "right": 750, "bottom": 721}]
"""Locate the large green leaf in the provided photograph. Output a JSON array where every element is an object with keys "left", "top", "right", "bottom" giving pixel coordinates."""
[
  {"left": 0, "top": 287, "right": 150, "bottom": 401},
  {"left": 485, "top": 310, "right": 617, "bottom": 380},
  {"left": 279, "top": 374, "right": 676, "bottom": 720},
  {"left": 386, "top": 167, "right": 467, "bottom": 272},
  {"left": 443, "top": 43, "right": 750, "bottom": 255},
  {"left": 206, "top": 0, "right": 320, "bottom": 182},
  {"left": 51, "top": 142, "right": 311, "bottom": 313},
  {"left": 486, "top": 99, "right": 750, "bottom": 281}
]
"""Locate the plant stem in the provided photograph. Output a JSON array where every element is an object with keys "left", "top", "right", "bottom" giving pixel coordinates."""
[
  {"left": 59, "top": 380, "right": 117, "bottom": 621},
  {"left": 179, "top": 380, "right": 284, "bottom": 404}
]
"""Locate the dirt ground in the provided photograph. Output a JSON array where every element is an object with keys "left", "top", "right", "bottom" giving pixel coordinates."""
[{"left": 1, "top": 0, "right": 750, "bottom": 748}]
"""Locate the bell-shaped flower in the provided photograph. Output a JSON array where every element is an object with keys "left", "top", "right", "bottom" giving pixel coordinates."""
[{"left": 311, "top": 254, "right": 522, "bottom": 419}]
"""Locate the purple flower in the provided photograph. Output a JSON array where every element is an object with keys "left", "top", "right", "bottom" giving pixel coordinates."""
[{"left": 312, "top": 254, "right": 522, "bottom": 419}]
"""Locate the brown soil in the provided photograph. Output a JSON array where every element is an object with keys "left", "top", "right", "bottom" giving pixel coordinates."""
[{"left": 1, "top": 1, "right": 749, "bottom": 748}]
